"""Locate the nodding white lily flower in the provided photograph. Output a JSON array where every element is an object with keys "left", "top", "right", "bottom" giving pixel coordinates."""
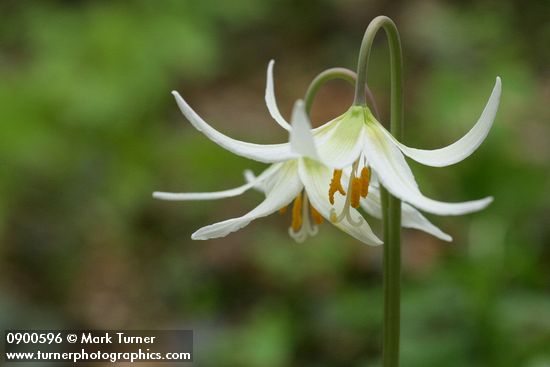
[
  {"left": 266, "top": 60, "right": 501, "bottom": 229},
  {"left": 153, "top": 97, "right": 383, "bottom": 245},
  {"left": 153, "top": 61, "right": 453, "bottom": 244},
  {"left": 244, "top": 156, "right": 452, "bottom": 243}
]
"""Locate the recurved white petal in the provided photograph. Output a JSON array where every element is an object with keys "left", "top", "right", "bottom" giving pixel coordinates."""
[
  {"left": 298, "top": 159, "right": 383, "bottom": 246},
  {"left": 289, "top": 100, "right": 319, "bottom": 160},
  {"left": 265, "top": 60, "right": 292, "bottom": 131},
  {"left": 377, "top": 77, "right": 501, "bottom": 167},
  {"left": 172, "top": 91, "right": 296, "bottom": 163},
  {"left": 153, "top": 184, "right": 254, "bottom": 201},
  {"left": 363, "top": 123, "right": 493, "bottom": 215},
  {"left": 360, "top": 186, "right": 452, "bottom": 242},
  {"left": 316, "top": 107, "right": 365, "bottom": 169},
  {"left": 153, "top": 164, "right": 282, "bottom": 201},
  {"left": 243, "top": 169, "right": 266, "bottom": 194},
  {"left": 264, "top": 61, "right": 341, "bottom": 136},
  {"left": 192, "top": 161, "right": 302, "bottom": 240}
]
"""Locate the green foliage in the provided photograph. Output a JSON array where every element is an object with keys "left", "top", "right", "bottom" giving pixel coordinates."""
[{"left": 1, "top": 1, "right": 549, "bottom": 366}]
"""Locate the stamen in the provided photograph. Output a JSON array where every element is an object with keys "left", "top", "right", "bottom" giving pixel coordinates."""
[
  {"left": 360, "top": 166, "right": 370, "bottom": 198},
  {"left": 328, "top": 169, "right": 346, "bottom": 205},
  {"left": 279, "top": 205, "right": 288, "bottom": 215},
  {"left": 310, "top": 206, "right": 324, "bottom": 225},
  {"left": 350, "top": 177, "right": 362, "bottom": 208},
  {"left": 291, "top": 193, "right": 303, "bottom": 231},
  {"left": 303, "top": 194, "right": 318, "bottom": 236},
  {"left": 289, "top": 192, "right": 320, "bottom": 242},
  {"left": 328, "top": 160, "right": 363, "bottom": 227}
]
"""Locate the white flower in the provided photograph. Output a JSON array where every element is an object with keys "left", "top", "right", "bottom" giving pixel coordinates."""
[
  {"left": 153, "top": 94, "right": 383, "bottom": 245},
  {"left": 153, "top": 61, "right": 466, "bottom": 244},
  {"left": 266, "top": 60, "right": 502, "bottom": 224}
]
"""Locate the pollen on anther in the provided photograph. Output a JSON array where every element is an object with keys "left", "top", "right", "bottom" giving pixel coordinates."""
[
  {"left": 351, "top": 177, "right": 362, "bottom": 208},
  {"left": 310, "top": 206, "right": 324, "bottom": 225},
  {"left": 291, "top": 193, "right": 303, "bottom": 231},
  {"left": 329, "top": 169, "right": 346, "bottom": 205},
  {"left": 360, "top": 167, "right": 370, "bottom": 198}
]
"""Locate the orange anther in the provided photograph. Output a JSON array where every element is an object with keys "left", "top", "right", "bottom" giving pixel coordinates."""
[
  {"left": 351, "top": 177, "right": 362, "bottom": 208},
  {"left": 291, "top": 193, "right": 303, "bottom": 231},
  {"left": 328, "top": 169, "right": 346, "bottom": 205},
  {"left": 310, "top": 205, "right": 324, "bottom": 225},
  {"left": 360, "top": 166, "right": 370, "bottom": 198}
]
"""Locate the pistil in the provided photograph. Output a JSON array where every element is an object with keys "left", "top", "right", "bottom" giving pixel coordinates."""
[{"left": 285, "top": 191, "right": 322, "bottom": 242}]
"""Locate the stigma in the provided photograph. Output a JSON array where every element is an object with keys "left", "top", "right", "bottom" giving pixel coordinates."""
[
  {"left": 280, "top": 191, "right": 323, "bottom": 243},
  {"left": 328, "top": 161, "right": 371, "bottom": 226}
]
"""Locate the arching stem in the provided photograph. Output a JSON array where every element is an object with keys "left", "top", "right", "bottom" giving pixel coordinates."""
[
  {"left": 354, "top": 16, "right": 403, "bottom": 367},
  {"left": 304, "top": 68, "right": 380, "bottom": 118}
]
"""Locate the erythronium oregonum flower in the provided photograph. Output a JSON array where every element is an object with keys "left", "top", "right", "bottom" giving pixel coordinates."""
[
  {"left": 153, "top": 96, "right": 382, "bottom": 245},
  {"left": 153, "top": 62, "right": 453, "bottom": 244},
  {"left": 244, "top": 103, "right": 452, "bottom": 243},
  {"left": 153, "top": 61, "right": 455, "bottom": 244},
  {"left": 243, "top": 154, "right": 452, "bottom": 243},
  {"left": 266, "top": 60, "right": 502, "bottom": 225}
]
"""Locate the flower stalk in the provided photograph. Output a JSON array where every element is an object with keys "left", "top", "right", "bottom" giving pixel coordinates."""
[
  {"left": 354, "top": 16, "right": 404, "bottom": 367},
  {"left": 304, "top": 68, "right": 381, "bottom": 118},
  {"left": 302, "top": 52, "right": 402, "bottom": 363},
  {"left": 155, "top": 20, "right": 500, "bottom": 367}
]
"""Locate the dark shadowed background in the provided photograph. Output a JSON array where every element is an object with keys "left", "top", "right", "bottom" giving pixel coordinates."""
[{"left": 1, "top": 0, "right": 549, "bottom": 366}]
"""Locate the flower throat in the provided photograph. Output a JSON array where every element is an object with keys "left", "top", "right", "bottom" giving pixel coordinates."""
[{"left": 328, "top": 160, "right": 371, "bottom": 225}]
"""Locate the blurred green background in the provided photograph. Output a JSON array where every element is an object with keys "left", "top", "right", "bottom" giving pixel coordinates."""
[{"left": 1, "top": 0, "right": 549, "bottom": 366}]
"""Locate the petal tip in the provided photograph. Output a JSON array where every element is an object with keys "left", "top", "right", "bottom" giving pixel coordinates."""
[
  {"left": 152, "top": 191, "right": 171, "bottom": 200},
  {"left": 474, "top": 196, "right": 494, "bottom": 212},
  {"left": 368, "top": 238, "right": 384, "bottom": 246},
  {"left": 495, "top": 77, "right": 502, "bottom": 91},
  {"left": 171, "top": 91, "right": 183, "bottom": 101},
  {"left": 191, "top": 231, "right": 207, "bottom": 240}
]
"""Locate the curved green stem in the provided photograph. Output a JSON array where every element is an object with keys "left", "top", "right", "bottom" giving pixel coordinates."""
[
  {"left": 305, "top": 68, "right": 355, "bottom": 114},
  {"left": 354, "top": 16, "right": 403, "bottom": 367},
  {"left": 304, "top": 68, "right": 381, "bottom": 118}
]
